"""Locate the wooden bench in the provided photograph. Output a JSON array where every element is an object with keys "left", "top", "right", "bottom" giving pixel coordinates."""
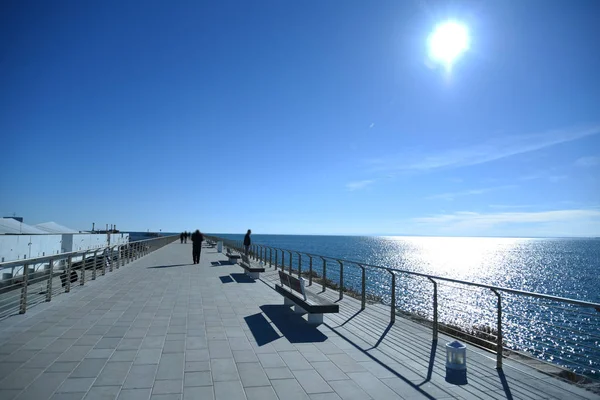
[
  {"left": 239, "top": 254, "right": 265, "bottom": 279},
  {"left": 225, "top": 247, "right": 241, "bottom": 264},
  {"left": 275, "top": 270, "right": 339, "bottom": 325}
]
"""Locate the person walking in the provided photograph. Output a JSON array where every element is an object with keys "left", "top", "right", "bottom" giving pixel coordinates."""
[
  {"left": 180, "top": 232, "right": 184, "bottom": 244},
  {"left": 243, "top": 229, "right": 251, "bottom": 256},
  {"left": 191, "top": 230, "right": 203, "bottom": 264}
]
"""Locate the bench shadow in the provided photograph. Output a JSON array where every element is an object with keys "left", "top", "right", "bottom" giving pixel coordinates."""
[
  {"left": 148, "top": 264, "right": 188, "bottom": 269},
  {"left": 219, "top": 276, "right": 234, "bottom": 284},
  {"left": 211, "top": 261, "right": 226, "bottom": 267},
  {"left": 230, "top": 273, "right": 255, "bottom": 283},
  {"left": 244, "top": 313, "right": 281, "bottom": 346},
  {"left": 260, "top": 305, "right": 328, "bottom": 343}
]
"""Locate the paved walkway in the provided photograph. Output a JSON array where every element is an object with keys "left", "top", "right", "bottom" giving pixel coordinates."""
[{"left": 0, "top": 242, "right": 597, "bottom": 400}]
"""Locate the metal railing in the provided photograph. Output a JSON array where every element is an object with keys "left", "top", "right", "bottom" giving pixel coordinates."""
[
  {"left": 0, "top": 235, "right": 178, "bottom": 320},
  {"left": 206, "top": 235, "right": 600, "bottom": 384}
]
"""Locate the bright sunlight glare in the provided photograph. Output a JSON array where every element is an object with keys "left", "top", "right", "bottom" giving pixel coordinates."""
[{"left": 428, "top": 21, "right": 470, "bottom": 69}]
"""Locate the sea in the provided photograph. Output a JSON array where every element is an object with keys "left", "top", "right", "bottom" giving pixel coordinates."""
[{"left": 215, "top": 234, "right": 600, "bottom": 377}]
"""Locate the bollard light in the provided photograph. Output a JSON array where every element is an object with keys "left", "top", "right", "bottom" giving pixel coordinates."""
[{"left": 445, "top": 340, "right": 468, "bottom": 385}]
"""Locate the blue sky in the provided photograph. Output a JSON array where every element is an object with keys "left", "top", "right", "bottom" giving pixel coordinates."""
[{"left": 1, "top": 0, "right": 599, "bottom": 237}]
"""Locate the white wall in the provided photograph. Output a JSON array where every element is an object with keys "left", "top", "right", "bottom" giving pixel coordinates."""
[{"left": 0, "top": 233, "right": 130, "bottom": 263}]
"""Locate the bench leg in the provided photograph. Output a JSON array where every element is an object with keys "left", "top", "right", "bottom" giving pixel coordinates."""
[
  {"left": 308, "top": 313, "right": 323, "bottom": 325},
  {"left": 284, "top": 298, "right": 294, "bottom": 306},
  {"left": 294, "top": 305, "right": 306, "bottom": 315}
]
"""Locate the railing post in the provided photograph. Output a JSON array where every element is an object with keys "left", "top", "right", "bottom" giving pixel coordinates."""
[
  {"left": 321, "top": 257, "right": 327, "bottom": 292},
  {"left": 110, "top": 247, "right": 115, "bottom": 272},
  {"left": 102, "top": 249, "right": 107, "bottom": 275},
  {"left": 274, "top": 249, "right": 278, "bottom": 269},
  {"left": 117, "top": 246, "right": 121, "bottom": 269},
  {"left": 92, "top": 250, "right": 98, "bottom": 280},
  {"left": 121, "top": 245, "right": 125, "bottom": 267},
  {"left": 491, "top": 289, "right": 503, "bottom": 369},
  {"left": 358, "top": 264, "right": 366, "bottom": 310},
  {"left": 427, "top": 277, "right": 438, "bottom": 340},
  {"left": 46, "top": 259, "right": 54, "bottom": 302},
  {"left": 281, "top": 250, "right": 285, "bottom": 271},
  {"left": 66, "top": 256, "right": 73, "bottom": 293},
  {"left": 308, "top": 256, "right": 313, "bottom": 286},
  {"left": 269, "top": 248, "right": 272, "bottom": 268},
  {"left": 20, "top": 263, "right": 29, "bottom": 314},
  {"left": 288, "top": 251, "right": 293, "bottom": 275},
  {"left": 80, "top": 251, "right": 87, "bottom": 286},
  {"left": 337, "top": 260, "right": 344, "bottom": 300},
  {"left": 297, "top": 253, "right": 302, "bottom": 278},
  {"left": 387, "top": 269, "right": 396, "bottom": 323}
]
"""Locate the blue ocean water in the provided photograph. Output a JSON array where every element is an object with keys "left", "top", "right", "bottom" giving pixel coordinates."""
[{"left": 216, "top": 234, "right": 600, "bottom": 376}]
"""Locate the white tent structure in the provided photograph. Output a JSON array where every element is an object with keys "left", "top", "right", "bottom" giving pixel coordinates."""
[
  {"left": 0, "top": 218, "right": 47, "bottom": 235},
  {"left": 35, "top": 222, "right": 80, "bottom": 234}
]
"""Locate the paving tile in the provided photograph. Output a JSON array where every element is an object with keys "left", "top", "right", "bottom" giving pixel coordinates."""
[
  {"left": 271, "top": 378, "right": 310, "bottom": 400},
  {"left": 15, "top": 371, "right": 70, "bottom": 400},
  {"left": 152, "top": 380, "right": 182, "bottom": 395},
  {"left": 183, "top": 371, "right": 212, "bottom": 387},
  {"left": 309, "top": 393, "right": 343, "bottom": 400},
  {"left": 184, "top": 349, "right": 208, "bottom": 362},
  {"left": 135, "top": 349, "right": 162, "bottom": 365},
  {"left": 182, "top": 386, "right": 213, "bottom": 400},
  {"left": 183, "top": 362, "right": 210, "bottom": 372},
  {"left": 257, "top": 353, "right": 286, "bottom": 368},
  {"left": 57, "top": 378, "right": 96, "bottom": 393},
  {"left": 150, "top": 395, "right": 181, "bottom": 400},
  {"left": 109, "top": 351, "right": 138, "bottom": 363},
  {"left": 345, "top": 372, "right": 398, "bottom": 400},
  {"left": 264, "top": 366, "right": 294, "bottom": 380},
  {"left": 328, "top": 379, "right": 372, "bottom": 400},
  {"left": 236, "top": 362, "right": 269, "bottom": 388},
  {"left": 293, "top": 369, "right": 333, "bottom": 394},
  {"left": 0, "top": 367, "right": 44, "bottom": 390},
  {"left": 86, "top": 349, "right": 115, "bottom": 360},
  {"left": 94, "top": 338, "right": 121, "bottom": 350},
  {"left": 280, "top": 351, "right": 313, "bottom": 371},
  {"left": 84, "top": 385, "right": 120, "bottom": 400},
  {"left": 156, "top": 354, "right": 184, "bottom": 380},
  {"left": 244, "top": 385, "right": 278, "bottom": 400},
  {"left": 327, "top": 355, "right": 367, "bottom": 374},
  {"left": 117, "top": 389, "right": 152, "bottom": 400},
  {"left": 210, "top": 358, "right": 238, "bottom": 382},
  {"left": 122, "top": 365, "right": 158, "bottom": 389},
  {"left": 232, "top": 350, "right": 258, "bottom": 363},
  {"left": 70, "top": 358, "right": 108, "bottom": 378},
  {"left": 94, "top": 361, "right": 132, "bottom": 386},
  {"left": 213, "top": 381, "right": 245, "bottom": 400},
  {"left": 185, "top": 337, "right": 206, "bottom": 350},
  {"left": 50, "top": 392, "right": 87, "bottom": 400}
]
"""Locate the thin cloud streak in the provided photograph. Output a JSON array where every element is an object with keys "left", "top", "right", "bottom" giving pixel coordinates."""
[
  {"left": 413, "top": 208, "right": 600, "bottom": 226},
  {"left": 346, "top": 180, "right": 375, "bottom": 191},
  {"left": 367, "top": 125, "right": 600, "bottom": 173},
  {"left": 575, "top": 156, "right": 600, "bottom": 167},
  {"left": 426, "top": 185, "right": 516, "bottom": 201}
]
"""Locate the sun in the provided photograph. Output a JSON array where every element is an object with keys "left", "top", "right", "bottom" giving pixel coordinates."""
[{"left": 428, "top": 21, "right": 470, "bottom": 69}]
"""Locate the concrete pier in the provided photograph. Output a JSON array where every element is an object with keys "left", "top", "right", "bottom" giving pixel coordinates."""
[{"left": 0, "top": 242, "right": 597, "bottom": 399}]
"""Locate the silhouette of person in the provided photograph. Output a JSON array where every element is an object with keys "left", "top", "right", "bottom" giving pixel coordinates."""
[
  {"left": 180, "top": 232, "right": 184, "bottom": 244},
  {"left": 243, "top": 229, "right": 251, "bottom": 256},
  {"left": 191, "top": 230, "right": 203, "bottom": 264}
]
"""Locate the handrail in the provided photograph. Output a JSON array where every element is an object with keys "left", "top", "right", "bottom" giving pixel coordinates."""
[
  {"left": 0, "top": 234, "right": 179, "bottom": 319},
  {"left": 206, "top": 234, "right": 600, "bottom": 382}
]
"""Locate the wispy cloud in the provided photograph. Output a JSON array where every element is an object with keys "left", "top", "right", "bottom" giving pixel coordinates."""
[
  {"left": 520, "top": 169, "right": 567, "bottom": 182},
  {"left": 367, "top": 125, "right": 600, "bottom": 173},
  {"left": 575, "top": 156, "right": 600, "bottom": 167},
  {"left": 346, "top": 180, "right": 375, "bottom": 191},
  {"left": 413, "top": 208, "right": 600, "bottom": 233},
  {"left": 369, "top": 123, "right": 375, "bottom": 129},
  {"left": 426, "top": 185, "right": 516, "bottom": 201}
]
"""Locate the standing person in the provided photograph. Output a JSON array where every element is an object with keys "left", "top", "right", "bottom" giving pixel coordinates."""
[
  {"left": 243, "top": 229, "right": 251, "bottom": 256},
  {"left": 184, "top": 232, "right": 188, "bottom": 244},
  {"left": 180, "top": 232, "right": 184, "bottom": 244},
  {"left": 191, "top": 230, "right": 203, "bottom": 264}
]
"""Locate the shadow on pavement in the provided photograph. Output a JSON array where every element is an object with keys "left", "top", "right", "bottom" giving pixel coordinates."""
[
  {"left": 219, "top": 276, "right": 234, "bottom": 284},
  {"left": 260, "top": 305, "right": 328, "bottom": 343},
  {"left": 148, "top": 264, "right": 188, "bottom": 269},
  {"left": 230, "top": 273, "right": 255, "bottom": 283},
  {"left": 245, "top": 313, "right": 281, "bottom": 346}
]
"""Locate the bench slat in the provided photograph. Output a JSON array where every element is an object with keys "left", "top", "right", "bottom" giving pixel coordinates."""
[{"left": 275, "top": 285, "right": 339, "bottom": 314}]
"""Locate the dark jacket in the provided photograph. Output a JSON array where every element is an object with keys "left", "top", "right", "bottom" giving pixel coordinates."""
[
  {"left": 243, "top": 233, "right": 251, "bottom": 246},
  {"left": 191, "top": 232, "right": 203, "bottom": 247}
]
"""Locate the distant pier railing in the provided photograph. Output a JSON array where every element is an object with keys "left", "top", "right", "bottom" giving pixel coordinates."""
[
  {"left": 0, "top": 235, "right": 178, "bottom": 320},
  {"left": 206, "top": 235, "right": 600, "bottom": 387}
]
